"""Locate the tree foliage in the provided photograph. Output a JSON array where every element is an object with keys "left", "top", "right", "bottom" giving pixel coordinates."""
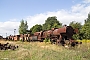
[
  {"left": 69, "top": 21, "right": 82, "bottom": 29},
  {"left": 85, "top": 13, "right": 90, "bottom": 23},
  {"left": 69, "top": 21, "right": 82, "bottom": 40},
  {"left": 80, "top": 23, "right": 90, "bottom": 39},
  {"left": 42, "top": 16, "right": 62, "bottom": 30},
  {"left": 19, "top": 19, "right": 28, "bottom": 34},
  {"left": 80, "top": 13, "right": 90, "bottom": 39},
  {"left": 30, "top": 24, "right": 42, "bottom": 34}
]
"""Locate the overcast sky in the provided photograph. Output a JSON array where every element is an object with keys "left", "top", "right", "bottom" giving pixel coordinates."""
[{"left": 0, "top": 0, "right": 90, "bottom": 37}]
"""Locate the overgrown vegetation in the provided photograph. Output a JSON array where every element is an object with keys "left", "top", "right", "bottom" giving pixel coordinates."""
[
  {"left": 0, "top": 40, "right": 90, "bottom": 60},
  {"left": 43, "top": 38, "right": 50, "bottom": 43}
]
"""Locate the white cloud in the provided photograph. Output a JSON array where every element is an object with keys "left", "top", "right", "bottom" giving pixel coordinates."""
[
  {"left": 26, "top": 7, "right": 89, "bottom": 28},
  {"left": 1, "top": 0, "right": 90, "bottom": 37},
  {"left": 0, "top": 20, "right": 20, "bottom": 37},
  {"left": 83, "top": 0, "right": 90, "bottom": 3}
]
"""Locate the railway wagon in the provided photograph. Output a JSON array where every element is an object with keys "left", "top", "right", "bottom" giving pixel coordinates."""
[
  {"left": 14, "top": 35, "right": 20, "bottom": 41},
  {"left": 19, "top": 34, "right": 30, "bottom": 42}
]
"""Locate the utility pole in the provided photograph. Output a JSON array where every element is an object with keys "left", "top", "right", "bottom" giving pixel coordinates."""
[
  {"left": 14, "top": 29, "right": 16, "bottom": 36},
  {"left": 6, "top": 33, "right": 7, "bottom": 37}
]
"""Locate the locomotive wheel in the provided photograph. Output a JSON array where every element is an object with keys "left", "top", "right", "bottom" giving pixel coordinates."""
[
  {"left": 64, "top": 40, "right": 70, "bottom": 45},
  {"left": 56, "top": 39, "right": 60, "bottom": 45},
  {"left": 50, "top": 39, "right": 55, "bottom": 44},
  {"left": 3, "top": 47, "right": 7, "bottom": 50},
  {"left": 40, "top": 40, "right": 43, "bottom": 42}
]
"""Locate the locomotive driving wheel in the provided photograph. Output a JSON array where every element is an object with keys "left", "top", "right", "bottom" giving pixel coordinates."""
[{"left": 56, "top": 39, "right": 60, "bottom": 45}]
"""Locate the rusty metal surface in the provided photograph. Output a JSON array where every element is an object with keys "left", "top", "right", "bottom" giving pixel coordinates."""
[
  {"left": 34, "top": 32, "right": 40, "bottom": 36},
  {"left": 53, "top": 27, "right": 66, "bottom": 35}
]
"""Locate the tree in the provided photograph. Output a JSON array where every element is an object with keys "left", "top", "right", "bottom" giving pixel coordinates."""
[
  {"left": 69, "top": 21, "right": 82, "bottom": 40},
  {"left": 80, "top": 13, "right": 90, "bottom": 39},
  {"left": 19, "top": 19, "right": 28, "bottom": 34},
  {"left": 85, "top": 12, "right": 90, "bottom": 23},
  {"left": 80, "top": 23, "right": 90, "bottom": 39},
  {"left": 25, "top": 21, "right": 28, "bottom": 30},
  {"left": 30, "top": 24, "right": 42, "bottom": 34},
  {"left": 69, "top": 21, "right": 82, "bottom": 29},
  {"left": 42, "top": 16, "right": 62, "bottom": 30}
]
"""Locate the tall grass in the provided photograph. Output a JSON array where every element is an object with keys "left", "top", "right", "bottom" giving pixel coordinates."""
[{"left": 0, "top": 40, "right": 90, "bottom": 60}]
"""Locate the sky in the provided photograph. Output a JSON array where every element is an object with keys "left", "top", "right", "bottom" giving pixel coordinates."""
[{"left": 0, "top": 0, "right": 90, "bottom": 37}]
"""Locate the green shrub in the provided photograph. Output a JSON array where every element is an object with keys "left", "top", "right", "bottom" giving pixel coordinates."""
[{"left": 43, "top": 38, "right": 50, "bottom": 43}]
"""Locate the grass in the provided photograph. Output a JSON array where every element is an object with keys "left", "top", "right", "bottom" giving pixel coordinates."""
[{"left": 0, "top": 40, "right": 90, "bottom": 60}]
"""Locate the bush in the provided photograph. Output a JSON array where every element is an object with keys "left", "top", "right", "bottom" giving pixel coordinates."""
[{"left": 43, "top": 38, "right": 50, "bottom": 43}]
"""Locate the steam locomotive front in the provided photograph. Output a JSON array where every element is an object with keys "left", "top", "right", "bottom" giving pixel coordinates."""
[{"left": 66, "top": 26, "right": 75, "bottom": 38}]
